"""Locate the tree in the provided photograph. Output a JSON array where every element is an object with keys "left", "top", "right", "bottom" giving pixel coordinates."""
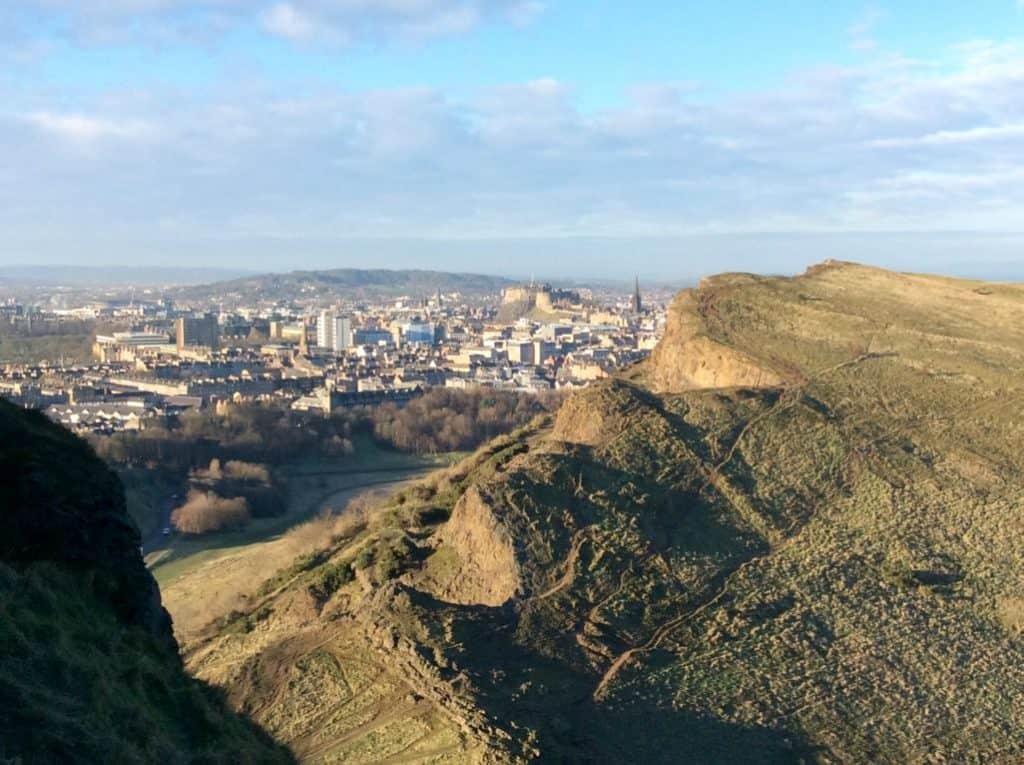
[{"left": 171, "top": 492, "right": 250, "bottom": 535}]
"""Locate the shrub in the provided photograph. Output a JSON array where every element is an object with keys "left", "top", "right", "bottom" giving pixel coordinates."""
[
  {"left": 375, "top": 538, "right": 413, "bottom": 581},
  {"left": 309, "top": 562, "right": 355, "bottom": 602},
  {"left": 375, "top": 548, "right": 402, "bottom": 580},
  {"left": 353, "top": 547, "right": 375, "bottom": 570},
  {"left": 223, "top": 461, "right": 271, "bottom": 483},
  {"left": 171, "top": 491, "right": 251, "bottom": 535}
]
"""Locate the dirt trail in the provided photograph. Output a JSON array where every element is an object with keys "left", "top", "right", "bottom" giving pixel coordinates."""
[
  {"left": 380, "top": 742, "right": 466, "bottom": 764},
  {"left": 534, "top": 528, "right": 590, "bottom": 600},
  {"left": 297, "top": 695, "right": 433, "bottom": 761},
  {"left": 594, "top": 353, "right": 896, "bottom": 701},
  {"left": 594, "top": 555, "right": 745, "bottom": 699},
  {"left": 700, "top": 353, "right": 895, "bottom": 492}
]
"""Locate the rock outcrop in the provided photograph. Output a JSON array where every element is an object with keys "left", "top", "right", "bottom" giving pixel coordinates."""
[
  {"left": 0, "top": 401, "right": 174, "bottom": 646},
  {"left": 647, "top": 287, "right": 784, "bottom": 392},
  {"left": 433, "top": 485, "right": 522, "bottom": 606}
]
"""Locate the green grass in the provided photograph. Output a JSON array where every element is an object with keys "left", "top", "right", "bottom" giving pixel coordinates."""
[
  {"left": 149, "top": 450, "right": 444, "bottom": 587},
  {"left": 0, "top": 562, "right": 292, "bottom": 764},
  {"left": 288, "top": 434, "right": 466, "bottom": 475}
]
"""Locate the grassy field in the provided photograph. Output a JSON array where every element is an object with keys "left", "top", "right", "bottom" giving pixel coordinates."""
[
  {"left": 153, "top": 442, "right": 463, "bottom": 642},
  {"left": 149, "top": 441, "right": 459, "bottom": 583}
]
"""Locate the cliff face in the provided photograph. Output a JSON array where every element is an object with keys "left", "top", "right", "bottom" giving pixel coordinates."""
[
  {"left": 0, "top": 399, "right": 292, "bottom": 764},
  {"left": 432, "top": 485, "right": 523, "bottom": 606},
  {"left": 0, "top": 402, "right": 173, "bottom": 645},
  {"left": 646, "top": 284, "right": 784, "bottom": 393}
]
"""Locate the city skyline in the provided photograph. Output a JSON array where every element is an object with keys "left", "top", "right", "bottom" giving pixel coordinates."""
[{"left": 3, "top": 2, "right": 1024, "bottom": 277}]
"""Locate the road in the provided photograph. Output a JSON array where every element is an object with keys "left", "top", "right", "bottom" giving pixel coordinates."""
[{"left": 142, "top": 496, "right": 177, "bottom": 555}]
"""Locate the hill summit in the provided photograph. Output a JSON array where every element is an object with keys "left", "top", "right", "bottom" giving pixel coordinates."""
[{"left": 188, "top": 261, "right": 1024, "bottom": 763}]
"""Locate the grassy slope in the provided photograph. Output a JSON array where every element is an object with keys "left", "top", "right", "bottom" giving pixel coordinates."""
[
  {"left": 0, "top": 563, "right": 289, "bottom": 765},
  {"left": 187, "top": 262, "right": 1024, "bottom": 764},
  {"left": 159, "top": 471, "right": 435, "bottom": 642},
  {"left": 0, "top": 399, "right": 292, "bottom": 765}
]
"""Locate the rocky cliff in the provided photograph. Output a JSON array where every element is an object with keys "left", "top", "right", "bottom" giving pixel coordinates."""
[
  {"left": 0, "top": 399, "right": 292, "bottom": 764},
  {"left": 0, "top": 402, "right": 174, "bottom": 645},
  {"left": 646, "top": 277, "right": 785, "bottom": 392}
]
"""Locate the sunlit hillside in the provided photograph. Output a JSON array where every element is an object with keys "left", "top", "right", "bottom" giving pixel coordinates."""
[{"left": 184, "top": 261, "right": 1024, "bottom": 763}]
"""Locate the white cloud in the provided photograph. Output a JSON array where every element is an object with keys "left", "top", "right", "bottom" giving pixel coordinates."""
[
  {"left": 847, "top": 168, "right": 1024, "bottom": 206},
  {"left": 23, "top": 111, "right": 157, "bottom": 143},
  {"left": 3, "top": 30, "right": 1024, "bottom": 265},
  {"left": 261, "top": 3, "right": 320, "bottom": 42},
  {"left": 848, "top": 7, "right": 886, "bottom": 52},
  {"left": 869, "top": 122, "right": 1024, "bottom": 148},
  {"left": 7, "top": 0, "right": 546, "bottom": 46}
]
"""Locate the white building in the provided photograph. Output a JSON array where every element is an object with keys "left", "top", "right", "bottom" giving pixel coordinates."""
[{"left": 317, "top": 311, "right": 353, "bottom": 353}]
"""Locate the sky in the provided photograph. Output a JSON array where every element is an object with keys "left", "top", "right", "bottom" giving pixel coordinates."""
[{"left": 2, "top": 1, "right": 1024, "bottom": 281}]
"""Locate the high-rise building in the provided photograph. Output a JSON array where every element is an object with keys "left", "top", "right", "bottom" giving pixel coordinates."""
[
  {"left": 533, "top": 339, "right": 556, "bottom": 364},
  {"left": 298, "top": 317, "right": 309, "bottom": 357},
  {"left": 353, "top": 328, "right": 392, "bottom": 346},
  {"left": 317, "top": 311, "right": 354, "bottom": 353},
  {"left": 176, "top": 315, "right": 219, "bottom": 352},
  {"left": 333, "top": 315, "right": 353, "bottom": 351},
  {"left": 317, "top": 310, "right": 334, "bottom": 350},
  {"left": 508, "top": 341, "right": 535, "bottom": 365},
  {"left": 633, "top": 276, "right": 643, "bottom": 314}
]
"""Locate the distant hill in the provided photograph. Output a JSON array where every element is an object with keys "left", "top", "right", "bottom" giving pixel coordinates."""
[
  {"left": 186, "top": 260, "right": 1024, "bottom": 763},
  {"left": 0, "top": 400, "right": 292, "bottom": 764},
  {"left": 174, "top": 268, "right": 515, "bottom": 305},
  {"left": 0, "top": 265, "right": 254, "bottom": 287}
]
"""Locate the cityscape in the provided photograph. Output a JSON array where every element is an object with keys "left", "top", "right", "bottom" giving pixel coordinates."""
[{"left": 0, "top": 271, "right": 667, "bottom": 436}]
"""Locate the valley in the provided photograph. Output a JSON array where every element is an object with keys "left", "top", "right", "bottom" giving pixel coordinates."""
[
  {"left": 10, "top": 3, "right": 1024, "bottom": 760},
  {"left": 156, "top": 462, "right": 440, "bottom": 641}
]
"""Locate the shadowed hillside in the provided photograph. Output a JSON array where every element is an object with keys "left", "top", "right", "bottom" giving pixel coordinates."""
[
  {"left": 0, "top": 399, "right": 293, "bottom": 764},
  {"left": 187, "top": 261, "right": 1024, "bottom": 763}
]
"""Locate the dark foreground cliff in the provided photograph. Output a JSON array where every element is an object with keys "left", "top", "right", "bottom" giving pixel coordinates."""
[{"left": 0, "top": 399, "right": 292, "bottom": 764}]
